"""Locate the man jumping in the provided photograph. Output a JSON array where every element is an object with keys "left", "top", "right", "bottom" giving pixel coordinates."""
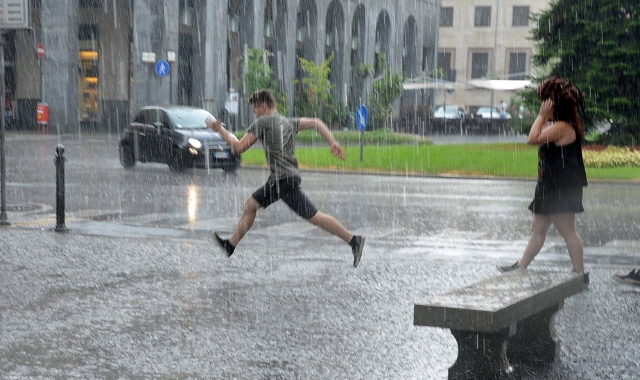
[{"left": 205, "top": 89, "right": 365, "bottom": 267}]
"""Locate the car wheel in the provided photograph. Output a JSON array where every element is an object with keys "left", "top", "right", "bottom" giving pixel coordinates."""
[
  {"left": 222, "top": 154, "right": 240, "bottom": 173},
  {"left": 119, "top": 143, "right": 136, "bottom": 169},
  {"left": 168, "top": 151, "right": 187, "bottom": 172},
  {"left": 222, "top": 163, "right": 239, "bottom": 173}
]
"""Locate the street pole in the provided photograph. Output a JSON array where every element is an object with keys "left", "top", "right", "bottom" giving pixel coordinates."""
[
  {"left": 0, "top": 31, "right": 9, "bottom": 225},
  {"left": 490, "top": 0, "right": 500, "bottom": 131}
]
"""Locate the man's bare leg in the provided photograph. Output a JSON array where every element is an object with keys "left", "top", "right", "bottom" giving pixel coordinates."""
[
  {"left": 229, "top": 196, "right": 261, "bottom": 247},
  {"left": 308, "top": 211, "right": 353, "bottom": 243}
]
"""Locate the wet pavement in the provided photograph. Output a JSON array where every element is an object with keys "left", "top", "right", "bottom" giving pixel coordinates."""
[
  {"left": 1, "top": 227, "right": 639, "bottom": 379},
  {"left": 1, "top": 132, "right": 639, "bottom": 379}
]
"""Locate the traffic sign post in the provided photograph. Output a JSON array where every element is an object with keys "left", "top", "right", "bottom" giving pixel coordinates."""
[
  {"left": 356, "top": 105, "right": 368, "bottom": 162},
  {"left": 0, "top": 0, "right": 30, "bottom": 226},
  {"left": 155, "top": 59, "right": 172, "bottom": 102}
]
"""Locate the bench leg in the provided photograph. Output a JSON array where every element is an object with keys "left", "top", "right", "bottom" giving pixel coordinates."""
[
  {"left": 508, "top": 301, "right": 562, "bottom": 367},
  {"left": 449, "top": 328, "right": 514, "bottom": 380}
]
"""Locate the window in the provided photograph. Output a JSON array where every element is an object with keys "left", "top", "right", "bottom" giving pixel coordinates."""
[
  {"left": 475, "top": 6, "right": 491, "bottom": 27},
  {"left": 438, "top": 50, "right": 456, "bottom": 82},
  {"left": 440, "top": 7, "right": 453, "bottom": 27},
  {"left": 470, "top": 52, "right": 489, "bottom": 79},
  {"left": 423, "top": 46, "right": 434, "bottom": 72},
  {"left": 509, "top": 52, "right": 527, "bottom": 80},
  {"left": 513, "top": 6, "right": 530, "bottom": 26},
  {"left": 133, "top": 112, "right": 146, "bottom": 124},
  {"left": 80, "top": 0, "right": 102, "bottom": 8}
]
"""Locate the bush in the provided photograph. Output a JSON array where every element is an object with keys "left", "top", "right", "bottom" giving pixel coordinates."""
[{"left": 582, "top": 145, "right": 640, "bottom": 168}]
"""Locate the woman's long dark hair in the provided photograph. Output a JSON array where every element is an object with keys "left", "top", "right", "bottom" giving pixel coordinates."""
[{"left": 537, "top": 76, "right": 585, "bottom": 139}]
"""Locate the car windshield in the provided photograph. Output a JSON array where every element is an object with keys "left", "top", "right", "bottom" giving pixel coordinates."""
[
  {"left": 166, "top": 108, "right": 213, "bottom": 130},
  {"left": 436, "top": 106, "right": 460, "bottom": 113}
]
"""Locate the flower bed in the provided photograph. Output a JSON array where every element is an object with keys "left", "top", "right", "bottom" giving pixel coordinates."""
[{"left": 583, "top": 145, "right": 640, "bottom": 168}]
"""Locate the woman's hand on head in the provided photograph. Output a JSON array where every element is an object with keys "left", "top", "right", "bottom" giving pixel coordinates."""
[{"left": 539, "top": 99, "right": 554, "bottom": 120}]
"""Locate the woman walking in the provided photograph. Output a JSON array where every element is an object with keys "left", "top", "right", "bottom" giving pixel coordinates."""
[{"left": 499, "top": 77, "right": 588, "bottom": 282}]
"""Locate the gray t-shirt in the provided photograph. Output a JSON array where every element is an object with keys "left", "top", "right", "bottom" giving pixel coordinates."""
[{"left": 247, "top": 112, "right": 301, "bottom": 180}]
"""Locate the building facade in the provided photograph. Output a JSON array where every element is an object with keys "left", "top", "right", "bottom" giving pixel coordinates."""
[
  {"left": 7, "top": 0, "right": 439, "bottom": 134},
  {"left": 436, "top": 0, "right": 549, "bottom": 115}
]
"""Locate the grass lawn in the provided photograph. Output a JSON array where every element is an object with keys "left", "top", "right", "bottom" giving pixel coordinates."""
[{"left": 240, "top": 142, "right": 640, "bottom": 181}]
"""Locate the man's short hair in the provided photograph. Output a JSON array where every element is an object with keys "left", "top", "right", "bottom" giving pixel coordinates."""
[{"left": 249, "top": 89, "right": 276, "bottom": 108}]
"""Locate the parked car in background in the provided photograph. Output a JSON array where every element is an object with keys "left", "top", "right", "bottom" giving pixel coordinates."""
[
  {"left": 475, "top": 106, "right": 512, "bottom": 121},
  {"left": 119, "top": 106, "right": 240, "bottom": 172},
  {"left": 434, "top": 105, "right": 467, "bottom": 119}
]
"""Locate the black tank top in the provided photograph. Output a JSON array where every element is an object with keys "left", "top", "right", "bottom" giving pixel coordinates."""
[{"left": 537, "top": 138, "right": 588, "bottom": 189}]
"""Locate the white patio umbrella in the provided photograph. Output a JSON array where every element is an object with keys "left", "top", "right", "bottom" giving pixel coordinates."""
[
  {"left": 402, "top": 76, "right": 458, "bottom": 90},
  {"left": 467, "top": 79, "right": 532, "bottom": 90}
]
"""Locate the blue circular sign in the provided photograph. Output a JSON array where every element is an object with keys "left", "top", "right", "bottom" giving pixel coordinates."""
[
  {"left": 155, "top": 60, "right": 170, "bottom": 77},
  {"left": 356, "top": 105, "right": 368, "bottom": 131}
]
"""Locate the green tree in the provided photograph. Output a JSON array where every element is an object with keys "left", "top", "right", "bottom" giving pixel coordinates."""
[
  {"left": 296, "top": 53, "right": 334, "bottom": 117},
  {"left": 369, "top": 53, "right": 404, "bottom": 130},
  {"left": 294, "top": 53, "right": 350, "bottom": 128},
  {"left": 528, "top": 0, "right": 639, "bottom": 141},
  {"left": 242, "top": 47, "right": 288, "bottom": 116}
]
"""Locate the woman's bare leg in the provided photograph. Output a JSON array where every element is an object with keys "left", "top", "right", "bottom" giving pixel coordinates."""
[
  {"left": 519, "top": 214, "right": 552, "bottom": 268},
  {"left": 552, "top": 212, "right": 585, "bottom": 273}
]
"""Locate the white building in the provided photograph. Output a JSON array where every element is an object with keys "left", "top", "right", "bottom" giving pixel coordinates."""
[{"left": 436, "top": 0, "right": 550, "bottom": 115}]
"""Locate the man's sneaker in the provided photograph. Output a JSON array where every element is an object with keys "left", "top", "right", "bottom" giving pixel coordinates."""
[
  {"left": 613, "top": 269, "right": 640, "bottom": 285},
  {"left": 351, "top": 235, "right": 365, "bottom": 268},
  {"left": 212, "top": 232, "right": 235, "bottom": 257},
  {"left": 497, "top": 261, "right": 520, "bottom": 273}
]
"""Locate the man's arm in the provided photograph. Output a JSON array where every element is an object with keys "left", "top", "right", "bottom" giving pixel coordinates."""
[
  {"left": 205, "top": 117, "right": 257, "bottom": 154},
  {"left": 298, "top": 117, "right": 345, "bottom": 160}
]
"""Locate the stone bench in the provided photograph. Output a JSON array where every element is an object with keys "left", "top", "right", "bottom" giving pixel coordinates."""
[{"left": 413, "top": 270, "right": 586, "bottom": 380}]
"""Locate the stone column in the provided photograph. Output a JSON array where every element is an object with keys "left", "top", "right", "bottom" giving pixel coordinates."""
[
  {"left": 41, "top": 0, "right": 78, "bottom": 134},
  {"left": 200, "top": 0, "right": 228, "bottom": 117}
]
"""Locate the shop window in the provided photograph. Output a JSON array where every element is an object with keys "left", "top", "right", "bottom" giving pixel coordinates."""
[{"left": 78, "top": 24, "right": 99, "bottom": 123}]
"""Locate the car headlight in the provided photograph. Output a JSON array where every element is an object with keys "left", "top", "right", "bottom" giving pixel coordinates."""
[{"left": 188, "top": 138, "right": 202, "bottom": 149}]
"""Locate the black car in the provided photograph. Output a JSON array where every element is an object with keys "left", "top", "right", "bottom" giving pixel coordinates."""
[{"left": 119, "top": 106, "right": 240, "bottom": 172}]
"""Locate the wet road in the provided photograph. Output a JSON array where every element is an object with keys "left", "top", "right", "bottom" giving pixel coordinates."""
[
  {"left": 1, "top": 133, "right": 639, "bottom": 379},
  {"left": 4, "top": 133, "right": 640, "bottom": 256}
]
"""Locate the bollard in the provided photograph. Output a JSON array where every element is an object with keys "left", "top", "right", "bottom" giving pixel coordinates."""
[{"left": 54, "top": 144, "right": 67, "bottom": 232}]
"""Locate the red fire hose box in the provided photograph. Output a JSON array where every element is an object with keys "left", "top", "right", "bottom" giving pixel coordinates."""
[{"left": 36, "top": 102, "right": 49, "bottom": 134}]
